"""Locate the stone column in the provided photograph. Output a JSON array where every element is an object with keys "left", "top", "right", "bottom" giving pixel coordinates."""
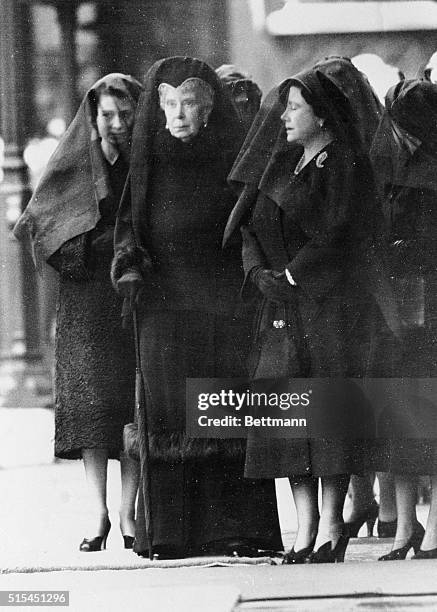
[
  {"left": 0, "top": 0, "right": 48, "bottom": 404},
  {"left": 56, "top": 2, "right": 79, "bottom": 123},
  {"left": 96, "top": 3, "right": 125, "bottom": 74}
]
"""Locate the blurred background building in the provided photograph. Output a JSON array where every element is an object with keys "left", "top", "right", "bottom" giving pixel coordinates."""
[{"left": 1, "top": 0, "right": 437, "bottom": 403}]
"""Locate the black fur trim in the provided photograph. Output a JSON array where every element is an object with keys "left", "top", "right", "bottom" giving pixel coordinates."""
[
  {"left": 111, "top": 245, "right": 152, "bottom": 288},
  {"left": 123, "top": 423, "right": 139, "bottom": 458},
  {"left": 123, "top": 428, "right": 246, "bottom": 462}
]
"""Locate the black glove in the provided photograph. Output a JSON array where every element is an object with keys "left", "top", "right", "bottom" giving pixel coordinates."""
[{"left": 250, "top": 266, "right": 296, "bottom": 303}]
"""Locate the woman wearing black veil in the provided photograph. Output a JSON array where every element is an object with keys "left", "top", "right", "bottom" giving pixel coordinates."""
[
  {"left": 224, "top": 68, "right": 390, "bottom": 563},
  {"left": 372, "top": 79, "right": 437, "bottom": 561},
  {"left": 313, "top": 56, "right": 399, "bottom": 540},
  {"left": 14, "top": 74, "right": 143, "bottom": 551},
  {"left": 111, "top": 56, "right": 282, "bottom": 559},
  {"left": 313, "top": 56, "right": 383, "bottom": 154}
]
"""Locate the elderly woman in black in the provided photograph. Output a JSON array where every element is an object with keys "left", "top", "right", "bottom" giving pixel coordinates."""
[
  {"left": 111, "top": 56, "right": 282, "bottom": 560},
  {"left": 224, "top": 68, "right": 389, "bottom": 563},
  {"left": 14, "top": 74, "right": 143, "bottom": 551},
  {"left": 372, "top": 79, "right": 437, "bottom": 560}
]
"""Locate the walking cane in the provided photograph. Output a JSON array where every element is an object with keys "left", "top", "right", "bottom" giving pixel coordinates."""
[{"left": 132, "top": 304, "right": 155, "bottom": 561}]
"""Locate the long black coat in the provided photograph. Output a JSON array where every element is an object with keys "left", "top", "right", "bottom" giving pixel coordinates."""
[
  {"left": 52, "top": 158, "right": 135, "bottom": 459},
  {"left": 376, "top": 177, "right": 437, "bottom": 474},
  {"left": 12, "top": 74, "right": 143, "bottom": 460},
  {"left": 111, "top": 57, "right": 283, "bottom": 556},
  {"left": 243, "top": 141, "right": 390, "bottom": 477},
  {"left": 370, "top": 79, "right": 437, "bottom": 473}
]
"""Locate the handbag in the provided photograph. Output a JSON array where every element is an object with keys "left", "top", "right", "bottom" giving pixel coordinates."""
[{"left": 249, "top": 299, "right": 310, "bottom": 379}]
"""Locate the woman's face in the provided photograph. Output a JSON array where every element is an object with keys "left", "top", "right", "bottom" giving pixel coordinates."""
[
  {"left": 96, "top": 94, "right": 135, "bottom": 146},
  {"left": 281, "top": 86, "right": 323, "bottom": 146},
  {"left": 161, "top": 88, "right": 209, "bottom": 142}
]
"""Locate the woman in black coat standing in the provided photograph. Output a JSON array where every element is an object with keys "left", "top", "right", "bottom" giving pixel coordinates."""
[
  {"left": 111, "top": 56, "right": 283, "bottom": 560},
  {"left": 14, "top": 74, "right": 143, "bottom": 551},
  {"left": 312, "top": 56, "right": 399, "bottom": 540},
  {"left": 224, "top": 68, "right": 390, "bottom": 563},
  {"left": 372, "top": 79, "right": 437, "bottom": 560}
]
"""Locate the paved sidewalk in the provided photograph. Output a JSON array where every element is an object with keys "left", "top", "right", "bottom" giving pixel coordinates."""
[
  {"left": 1, "top": 458, "right": 430, "bottom": 572},
  {"left": 0, "top": 408, "right": 436, "bottom": 610},
  {"left": 2, "top": 555, "right": 437, "bottom": 611}
]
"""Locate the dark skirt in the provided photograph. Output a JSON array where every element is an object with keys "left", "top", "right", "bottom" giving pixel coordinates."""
[
  {"left": 133, "top": 309, "right": 283, "bottom": 555},
  {"left": 135, "top": 459, "right": 282, "bottom": 556},
  {"left": 376, "top": 274, "right": 437, "bottom": 474},
  {"left": 244, "top": 296, "right": 385, "bottom": 479},
  {"left": 54, "top": 247, "right": 135, "bottom": 459}
]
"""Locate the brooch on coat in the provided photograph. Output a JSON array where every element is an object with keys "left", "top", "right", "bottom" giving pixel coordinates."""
[{"left": 316, "top": 151, "right": 328, "bottom": 168}]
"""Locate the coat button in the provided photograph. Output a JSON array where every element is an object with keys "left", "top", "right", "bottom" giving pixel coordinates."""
[{"left": 273, "top": 320, "right": 286, "bottom": 329}]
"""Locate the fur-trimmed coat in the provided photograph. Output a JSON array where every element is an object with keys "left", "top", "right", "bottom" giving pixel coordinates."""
[{"left": 111, "top": 128, "right": 249, "bottom": 463}]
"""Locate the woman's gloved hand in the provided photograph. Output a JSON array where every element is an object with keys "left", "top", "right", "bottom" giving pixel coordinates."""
[
  {"left": 117, "top": 270, "right": 144, "bottom": 309},
  {"left": 250, "top": 266, "right": 296, "bottom": 302}
]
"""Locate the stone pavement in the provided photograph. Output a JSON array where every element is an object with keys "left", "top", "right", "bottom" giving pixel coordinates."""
[
  {"left": 1, "top": 456, "right": 437, "bottom": 611},
  {"left": 1, "top": 408, "right": 437, "bottom": 610},
  {"left": 2, "top": 552, "right": 437, "bottom": 611}
]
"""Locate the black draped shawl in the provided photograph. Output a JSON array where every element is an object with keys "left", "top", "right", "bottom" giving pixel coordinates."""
[
  {"left": 112, "top": 56, "right": 245, "bottom": 293},
  {"left": 224, "top": 67, "right": 399, "bottom": 336},
  {"left": 371, "top": 79, "right": 437, "bottom": 194},
  {"left": 224, "top": 68, "right": 373, "bottom": 244},
  {"left": 313, "top": 56, "right": 383, "bottom": 154},
  {"left": 13, "top": 73, "right": 143, "bottom": 270},
  {"left": 371, "top": 79, "right": 437, "bottom": 276}
]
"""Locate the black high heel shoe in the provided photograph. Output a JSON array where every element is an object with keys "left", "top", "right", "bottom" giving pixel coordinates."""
[
  {"left": 377, "top": 518, "right": 397, "bottom": 539},
  {"left": 79, "top": 518, "right": 111, "bottom": 552},
  {"left": 378, "top": 521, "right": 424, "bottom": 561},
  {"left": 307, "top": 535, "right": 349, "bottom": 564},
  {"left": 344, "top": 500, "right": 379, "bottom": 538},
  {"left": 123, "top": 535, "right": 135, "bottom": 550},
  {"left": 282, "top": 538, "right": 316, "bottom": 565}
]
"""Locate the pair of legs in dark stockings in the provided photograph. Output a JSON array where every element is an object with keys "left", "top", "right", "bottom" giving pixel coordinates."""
[
  {"left": 290, "top": 474, "right": 349, "bottom": 553},
  {"left": 345, "top": 473, "right": 397, "bottom": 531},
  {"left": 82, "top": 448, "right": 139, "bottom": 539}
]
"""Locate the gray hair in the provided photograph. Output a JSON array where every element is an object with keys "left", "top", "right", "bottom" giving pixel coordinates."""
[{"left": 158, "top": 78, "right": 214, "bottom": 112}]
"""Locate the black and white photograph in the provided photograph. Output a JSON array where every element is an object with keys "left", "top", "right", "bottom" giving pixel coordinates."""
[{"left": 1, "top": 1, "right": 437, "bottom": 610}]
